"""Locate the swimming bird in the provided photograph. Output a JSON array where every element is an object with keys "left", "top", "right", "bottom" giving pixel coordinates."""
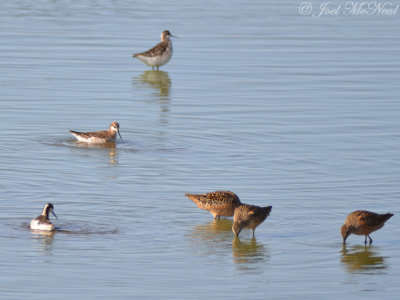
[
  {"left": 30, "top": 203, "right": 57, "bottom": 231},
  {"left": 185, "top": 191, "right": 242, "bottom": 219},
  {"left": 341, "top": 210, "right": 393, "bottom": 245},
  {"left": 133, "top": 30, "right": 175, "bottom": 70},
  {"left": 232, "top": 204, "right": 272, "bottom": 238},
  {"left": 70, "top": 121, "right": 122, "bottom": 144}
]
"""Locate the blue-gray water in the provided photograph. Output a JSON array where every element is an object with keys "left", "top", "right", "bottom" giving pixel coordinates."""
[{"left": 1, "top": 1, "right": 400, "bottom": 299}]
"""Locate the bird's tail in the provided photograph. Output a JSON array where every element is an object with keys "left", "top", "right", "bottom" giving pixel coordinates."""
[{"left": 382, "top": 213, "right": 394, "bottom": 222}]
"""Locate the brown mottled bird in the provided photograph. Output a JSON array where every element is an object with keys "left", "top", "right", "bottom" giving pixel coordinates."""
[
  {"left": 133, "top": 30, "right": 176, "bottom": 70},
  {"left": 185, "top": 191, "right": 242, "bottom": 219},
  {"left": 341, "top": 210, "right": 393, "bottom": 245},
  {"left": 232, "top": 204, "right": 272, "bottom": 237},
  {"left": 70, "top": 121, "right": 122, "bottom": 144}
]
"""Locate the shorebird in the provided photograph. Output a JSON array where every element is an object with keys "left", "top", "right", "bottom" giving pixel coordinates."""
[
  {"left": 341, "top": 210, "right": 393, "bottom": 245},
  {"left": 133, "top": 30, "right": 175, "bottom": 70},
  {"left": 70, "top": 121, "right": 122, "bottom": 144},
  {"left": 232, "top": 204, "right": 272, "bottom": 238},
  {"left": 30, "top": 203, "right": 57, "bottom": 231},
  {"left": 185, "top": 191, "right": 242, "bottom": 219}
]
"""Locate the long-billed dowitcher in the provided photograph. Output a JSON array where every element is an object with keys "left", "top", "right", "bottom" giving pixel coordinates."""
[
  {"left": 232, "top": 204, "right": 272, "bottom": 237},
  {"left": 70, "top": 121, "right": 122, "bottom": 144},
  {"left": 133, "top": 30, "right": 176, "bottom": 70},
  {"left": 185, "top": 191, "right": 242, "bottom": 219},
  {"left": 341, "top": 210, "right": 393, "bottom": 245},
  {"left": 30, "top": 203, "right": 57, "bottom": 231}
]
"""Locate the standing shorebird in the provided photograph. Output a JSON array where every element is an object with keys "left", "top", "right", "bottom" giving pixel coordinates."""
[
  {"left": 70, "top": 121, "right": 122, "bottom": 144},
  {"left": 133, "top": 30, "right": 175, "bottom": 70},
  {"left": 30, "top": 203, "right": 57, "bottom": 231},
  {"left": 341, "top": 210, "right": 394, "bottom": 245},
  {"left": 185, "top": 191, "right": 242, "bottom": 219},
  {"left": 232, "top": 204, "right": 272, "bottom": 238}
]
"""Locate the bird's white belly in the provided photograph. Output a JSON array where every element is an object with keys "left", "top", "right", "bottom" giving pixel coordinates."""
[
  {"left": 138, "top": 48, "right": 172, "bottom": 67},
  {"left": 30, "top": 219, "right": 55, "bottom": 231},
  {"left": 72, "top": 134, "right": 113, "bottom": 144}
]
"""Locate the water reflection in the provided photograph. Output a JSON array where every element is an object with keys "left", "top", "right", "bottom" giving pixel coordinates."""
[
  {"left": 70, "top": 141, "right": 119, "bottom": 164},
  {"left": 31, "top": 230, "right": 55, "bottom": 256},
  {"left": 187, "top": 219, "right": 233, "bottom": 256},
  {"left": 188, "top": 219, "right": 269, "bottom": 272},
  {"left": 232, "top": 237, "right": 268, "bottom": 271},
  {"left": 191, "top": 218, "right": 233, "bottom": 241},
  {"left": 133, "top": 70, "right": 171, "bottom": 125},
  {"left": 134, "top": 70, "right": 171, "bottom": 101},
  {"left": 341, "top": 245, "right": 387, "bottom": 273}
]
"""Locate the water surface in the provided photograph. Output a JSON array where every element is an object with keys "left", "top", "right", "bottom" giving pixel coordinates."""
[{"left": 1, "top": 0, "right": 400, "bottom": 299}]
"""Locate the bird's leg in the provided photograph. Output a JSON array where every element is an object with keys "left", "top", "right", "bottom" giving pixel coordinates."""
[
  {"left": 368, "top": 235, "right": 373, "bottom": 245},
  {"left": 364, "top": 236, "right": 368, "bottom": 245}
]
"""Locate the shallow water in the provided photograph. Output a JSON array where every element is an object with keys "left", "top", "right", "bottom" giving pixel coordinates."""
[{"left": 1, "top": 0, "right": 400, "bottom": 299}]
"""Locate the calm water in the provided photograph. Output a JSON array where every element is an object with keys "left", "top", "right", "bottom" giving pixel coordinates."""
[{"left": 1, "top": 0, "right": 400, "bottom": 299}]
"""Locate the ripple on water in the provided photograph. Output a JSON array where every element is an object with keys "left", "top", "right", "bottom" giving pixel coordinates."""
[
  {"left": 21, "top": 222, "right": 118, "bottom": 235},
  {"left": 42, "top": 138, "right": 187, "bottom": 154}
]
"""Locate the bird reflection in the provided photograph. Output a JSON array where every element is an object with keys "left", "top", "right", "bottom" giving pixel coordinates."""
[
  {"left": 107, "top": 144, "right": 118, "bottom": 164},
  {"left": 133, "top": 70, "right": 171, "bottom": 125},
  {"left": 135, "top": 70, "right": 171, "bottom": 101},
  {"left": 187, "top": 219, "right": 233, "bottom": 256},
  {"left": 31, "top": 230, "right": 55, "bottom": 256},
  {"left": 341, "top": 244, "right": 387, "bottom": 273},
  {"left": 188, "top": 219, "right": 269, "bottom": 272},
  {"left": 191, "top": 218, "right": 233, "bottom": 241},
  {"left": 232, "top": 237, "right": 268, "bottom": 269},
  {"left": 71, "top": 141, "right": 119, "bottom": 164}
]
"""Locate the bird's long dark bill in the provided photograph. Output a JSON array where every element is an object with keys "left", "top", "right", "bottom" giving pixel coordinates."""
[
  {"left": 343, "top": 233, "right": 349, "bottom": 244},
  {"left": 52, "top": 211, "right": 58, "bottom": 219},
  {"left": 118, "top": 132, "right": 122, "bottom": 141}
]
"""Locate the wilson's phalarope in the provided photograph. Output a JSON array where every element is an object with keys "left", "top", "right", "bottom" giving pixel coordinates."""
[
  {"left": 70, "top": 121, "right": 122, "bottom": 144},
  {"left": 133, "top": 30, "right": 176, "bottom": 70},
  {"left": 341, "top": 210, "right": 393, "bottom": 245},
  {"left": 185, "top": 191, "right": 242, "bottom": 219},
  {"left": 30, "top": 203, "right": 57, "bottom": 231},
  {"left": 232, "top": 204, "right": 272, "bottom": 238}
]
